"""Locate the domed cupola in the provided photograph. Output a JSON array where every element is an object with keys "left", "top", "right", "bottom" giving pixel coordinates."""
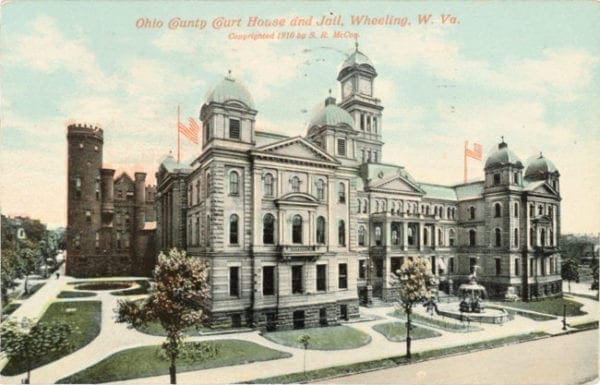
[
  {"left": 204, "top": 73, "right": 255, "bottom": 109},
  {"left": 200, "top": 71, "right": 257, "bottom": 148},
  {"left": 338, "top": 42, "right": 377, "bottom": 82},
  {"left": 525, "top": 152, "right": 560, "bottom": 191},
  {"left": 306, "top": 93, "right": 358, "bottom": 162},
  {"left": 307, "top": 95, "right": 355, "bottom": 134},
  {"left": 484, "top": 138, "right": 524, "bottom": 188}
]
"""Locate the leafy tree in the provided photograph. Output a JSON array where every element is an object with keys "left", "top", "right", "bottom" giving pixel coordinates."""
[
  {"left": 117, "top": 248, "right": 211, "bottom": 384},
  {"left": 561, "top": 257, "right": 579, "bottom": 293},
  {"left": 0, "top": 317, "right": 72, "bottom": 384},
  {"left": 394, "top": 258, "right": 433, "bottom": 358}
]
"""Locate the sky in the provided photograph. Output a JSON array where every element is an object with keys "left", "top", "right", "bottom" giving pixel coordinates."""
[{"left": 1, "top": 1, "right": 598, "bottom": 234}]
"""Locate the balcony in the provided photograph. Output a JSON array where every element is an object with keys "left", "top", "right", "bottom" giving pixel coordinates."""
[{"left": 277, "top": 245, "right": 326, "bottom": 262}]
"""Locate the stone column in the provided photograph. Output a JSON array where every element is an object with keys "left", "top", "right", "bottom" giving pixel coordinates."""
[{"left": 402, "top": 222, "right": 408, "bottom": 250}]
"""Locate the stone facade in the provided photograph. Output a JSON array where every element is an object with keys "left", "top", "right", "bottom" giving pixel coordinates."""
[
  {"left": 66, "top": 123, "right": 157, "bottom": 277},
  {"left": 156, "top": 45, "right": 562, "bottom": 330}
]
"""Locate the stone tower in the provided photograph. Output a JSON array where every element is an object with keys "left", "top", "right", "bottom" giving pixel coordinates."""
[{"left": 66, "top": 123, "right": 104, "bottom": 276}]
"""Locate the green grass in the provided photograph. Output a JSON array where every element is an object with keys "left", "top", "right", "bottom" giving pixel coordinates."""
[
  {"left": 492, "top": 298, "right": 585, "bottom": 316},
  {"left": 373, "top": 322, "right": 441, "bottom": 342},
  {"left": 571, "top": 320, "right": 598, "bottom": 331},
  {"left": 504, "top": 308, "right": 556, "bottom": 321},
  {"left": 262, "top": 325, "right": 371, "bottom": 350},
  {"left": 111, "top": 280, "right": 151, "bottom": 296},
  {"left": 247, "top": 331, "right": 549, "bottom": 384},
  {"left": 19, "top": 282, "right": 44, "bottom": 299},
  {"left": 391, "top": 310, "right": 482, "bottom": 332},
  {"left": 1, "top": 302, "right": 21, "bottom": 316},
  {"left": 57, "top": 291, "right": 97, "bottom": 298},
  {"left": 1, "top": 301, "right": 102, "bottom": 376},
  {"left": 56, "top": 340, "right": 291, "bottom": 384},
  {"left": 135, "top": 320, "right": 215, "bottom": 336}
]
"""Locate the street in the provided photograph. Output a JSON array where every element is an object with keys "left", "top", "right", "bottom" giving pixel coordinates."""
[{"left": 323, "top": 329, "right": 599, "bottom": 385}]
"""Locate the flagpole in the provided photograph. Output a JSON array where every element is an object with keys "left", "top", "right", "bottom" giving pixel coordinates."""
[
  {"left": 177, "top": 105, "right": 181, "bottom": 163},
  {"left": 464, "top": 140, "right": 468, "bottom": 183}
]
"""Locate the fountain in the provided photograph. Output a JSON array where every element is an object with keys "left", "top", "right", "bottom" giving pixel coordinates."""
[{"left": 435, "top": 263, "right": 511, "bottom": 324}]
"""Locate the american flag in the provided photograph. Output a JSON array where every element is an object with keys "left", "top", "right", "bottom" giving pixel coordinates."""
[
  {"left": 465, "top": 141, "right": 482, "bottom": 160},
  {"left": 178, "top": 118, "right": 200, "bottom": 144}
]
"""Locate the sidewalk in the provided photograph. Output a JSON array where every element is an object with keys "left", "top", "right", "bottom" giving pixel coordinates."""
[{"left": 1, "top": 277, "right": 597, "bottom": 385}]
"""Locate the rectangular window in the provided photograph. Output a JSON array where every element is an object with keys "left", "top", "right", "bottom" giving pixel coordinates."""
[
  {"left": 529, "top": 259, "right": 535, "bottom": 277},
  {"left": 292, "top": 265, "right": 303, "bottom": 294},
  {"left": 229, "top": 119, "right": 240, "bottom": 139},
  {"left": 316, "top": 264, "right": 327, "bottom": 291},
  {"left": 338, "top": 263, "right": 348, "bottom": 289},
  {"left": 493, "top": 173, "right": 501, "bottom": 185},
  {"left": 262, "top": 266, "right": 274, "bottom": 296},
  {"left": 229, "top": 266, "right": 239, "bottom": 297},
  {"left": 391, "top": 257, "right": 403, "bottom": 277},
  {"left": 358, "top": 260, "right": 366, "bottom": 279},
  {"left": 449, "top": 257, "right": 455, "bottom": 273},
  {"left": 337, "top": 138, "right": 346, "bottom": 156},
  {"left": 515, "top": 259, "right": 520, "bottom": 276},
  {"left": 495, "top": 259, "right": 501, "bottom": 275}
]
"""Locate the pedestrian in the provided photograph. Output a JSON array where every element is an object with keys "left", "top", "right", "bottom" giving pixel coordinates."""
[{"left": 56, "top": 272, "right": 60, "bottom": 279}]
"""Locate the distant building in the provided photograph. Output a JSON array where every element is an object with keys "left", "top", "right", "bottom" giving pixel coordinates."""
[
  {"left": 155, "top": 45, "right": 562, "bottom": 330},
  {"left": 66, "top": 124, "right": 157, "bottom": 277}
]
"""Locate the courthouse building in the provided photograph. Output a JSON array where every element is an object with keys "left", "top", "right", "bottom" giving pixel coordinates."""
[{"left": 155, "top": 45, "right": 562, "bottom": 329}]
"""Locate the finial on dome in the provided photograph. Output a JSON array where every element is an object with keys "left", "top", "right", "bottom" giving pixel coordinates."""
[
  {"left": 355, "top": 39, "right": 359, "bottom": 51},
  {"left": 325, "top": 90, "right": 336, "bottom": 106},
  {"left": 539, "top": 151, "right": 543, "bottom": 158},
  {"left": 501, "top": 135, "right": 505, "bottom": 143},
  {"left": 328, "top": 88, "right": 332, "bottom": 96},
  {"left": 226, "top": 69, "right": 232, "bottom": 79},
  {"left": 498, "top": 135, "right": 507, "bottom": 149}
]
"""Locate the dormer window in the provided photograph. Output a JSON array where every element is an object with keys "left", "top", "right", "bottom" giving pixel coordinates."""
[
  {"left": 229, "top": 119, "right": 240, "bottom": 140},
  {"left": 337, "top": 138, "right": 346, "bottom": 157}
]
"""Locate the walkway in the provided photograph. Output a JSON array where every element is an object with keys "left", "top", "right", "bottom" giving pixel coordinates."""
[{"left": 0, "top": 271, "right": 597, "bottom": 384}]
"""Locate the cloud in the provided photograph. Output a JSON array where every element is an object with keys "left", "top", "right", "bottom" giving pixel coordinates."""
[{"left": 5, "top": 16, "right": 117, "bottom": 92}]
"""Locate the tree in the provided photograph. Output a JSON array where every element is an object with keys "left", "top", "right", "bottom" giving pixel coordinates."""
[
  {"left": 561, "top": 257, "right": 579, "bottom": 293},
  {"left": 394, "top": 258, "right": 433, "bottom": 359},
  {"left": 0, "top": 317, "right": 72, "bottom": 384},
  {"left": 298, "top": 334, "right": 310, "bottom": 374},
  {"left": 591, "top": 258, "right": 599, "bottom": 292},
  {"left": 117, "top": 248, "right": 211, "bottom": 384}
]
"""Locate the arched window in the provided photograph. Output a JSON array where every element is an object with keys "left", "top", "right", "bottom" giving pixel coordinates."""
[
  {"left": 424, "top": 228, "right": 429, "bottom": 245},
  {"left": 530, "top": 227, "right": 536, "bottom": 247},
  {"left": 391, "top": 227, "right": 399, "bottom": 246},
  {"left": 376, "top": 201, "right": 380, "bottom": 213},
  {"left": 263, "top": 214, "right": 274, "bottom": 244},
  {"left": 449, "top": 229, "right": 456, "bottom": 246},
  {"left": 381, "top": 201, "right": 386, "bottom": 212},
  {"left": 438, "top": 228, "right": 443, "bottom": 246},
  {"left": 407, "top": 226, "right": 414, "bottom": 245},
  {"left": 494, "top": 203, "right": 501, "bottom": 218},
  {"left": 316, "top": 216, "right": 325, "bottom": 244},
  {"left": 358, "top": 226, "right": 365, "bottom": 246},
  {"left": 229, "top": 214, "right": 239, "bottom": 244},
  {"left": 362, "top": 199, "right": 368, "bottom": 213},
  {"left": 540, "top": 228, "right": 546, "bottom": 246},
  {"left": 338, "top": 220, "right": 346, "bottom": 246},
  {"left": 469, "top": 206, "right": 476, "bottom": 219},
  {"left": 495, "top": 228, "right": 501, "bottom": 247},
  {"left": 469, "top": 230, "right": 477, "bottom": 246},
  {"left": 264, "top": 173, "right": 274, "bottom": 197},
  {"left": 292, "top": 215, "right": 302, "bottom": 244},
  {"left": 316, "top": 179, "right": 325, "bottom": 200},
  {"left": 357, "top": 199, "right": 362, "bottom": 214},
  {"left": 447, "top": 207, "right": 452, "bottom": 219},
  {"left": 514, "top": 202, "right": 519, "bottom": 217},
  {"left": 390, "top": 202, "right": 395, "bottom": 215},
  {"left": 229, "top": 171, "right": 239, "bottom": 195},
  {"left": 514, "top": 228, "right": 519, "bottom": 247},
  {"left": 291, "top": 176, "right": 300, "bottom": 192},
  {"left": 375, "top": 225, "right": 382, "bottom": 246},
  {"left": 338, "top": 182, "right": 346, "bottom": 203}
]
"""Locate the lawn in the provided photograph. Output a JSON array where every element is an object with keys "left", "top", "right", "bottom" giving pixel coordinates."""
[
  {"left": 391, "top": 310, "right": 482, "bottom": 332},
  {"left": 493, "top": 298, "right": 585, "bottom": 316},
  {"left": 1, "top": 301, "right": 102, "bottom": 376},
  {"left": 373, "top": 322, "right": 441, "bottom": 342},
  {"left": 56, "top": 340, "right": 291, "bottom": 384},
  {"left": 263, "top": 325, "right": 371, "bottom": 350},
  {"left": 57, "top": 291, "right": 97, "bottom": 298}
]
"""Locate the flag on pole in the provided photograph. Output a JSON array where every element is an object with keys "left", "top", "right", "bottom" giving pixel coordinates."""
[
  {"left": 464, "top": 140, "right": 482, "bottom": 183},
  {"left": 178, "top": 118, "right": 200, "bottom": 144},
  {"left": 465, "top": 141, "right": 482, "bottom": 160}
]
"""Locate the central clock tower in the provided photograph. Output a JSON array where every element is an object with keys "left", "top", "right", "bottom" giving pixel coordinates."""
[{"left": 338, "top": 43, "right": 383, "bottom": 164}]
